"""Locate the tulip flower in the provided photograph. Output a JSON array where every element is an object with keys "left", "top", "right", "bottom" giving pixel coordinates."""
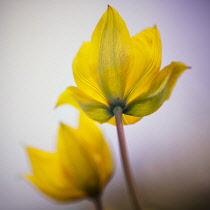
[
  {"left": 25, "top": 113, "right": 113, "bottom": 207},
  {"left": 55, "top": 5, "right": 189, "bottom": 210},
  {"left": 56, "top": 6, "right": 190, "bottom": 125}
]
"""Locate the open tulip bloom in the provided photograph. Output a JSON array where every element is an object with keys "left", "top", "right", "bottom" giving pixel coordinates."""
[
  {"left": 56, "top": 6, "right": 189, "bottom": 125},
  {"left": 20, "top": 3, "right": 191, "bottom": 210},
  {"left": 25, "top": 113, "right": 113, "bottom": 208},
  {"left": 56, "top": 5, "right": 190, "bottom": 210}
]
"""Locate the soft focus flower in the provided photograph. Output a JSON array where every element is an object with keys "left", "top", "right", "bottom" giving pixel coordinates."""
[
  {"left": 56, "top": 6, "right": 189, "bottom": 124},
  {"left": 25, "top": 113, "right": 113, "bottom": 201}
]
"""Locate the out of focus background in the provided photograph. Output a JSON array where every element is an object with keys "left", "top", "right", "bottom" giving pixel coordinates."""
[{"left": 1, "top": 0, "right": 210, "bottom": 209}]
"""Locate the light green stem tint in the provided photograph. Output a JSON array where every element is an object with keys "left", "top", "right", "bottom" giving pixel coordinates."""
[{"left": 114, "top": 107, "right": 142, "bottom": 210}]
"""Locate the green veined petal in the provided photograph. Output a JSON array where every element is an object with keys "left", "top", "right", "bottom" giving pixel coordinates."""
[
  {"left": 73, "top": 41, "right": 108, "bottom": 105},
  {"left": 70, "top": 86, "right": 113, "bottom": 123},
  {"left": 90, "top": 6, "right": 134, "bottom": 102},
  {"left": 125, "top": 62, "right": 190, "bottom": 116},
  {"left": 125, "top": 25, "right": 161, "bottom": 103}
]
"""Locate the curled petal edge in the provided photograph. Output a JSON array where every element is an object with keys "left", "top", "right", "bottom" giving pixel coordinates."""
[
  {"left": 69, "top": 86, "right": 113, "bottom": 123},
  {"left": 125, "top": 62, "right": 190, "bottom": 117}
]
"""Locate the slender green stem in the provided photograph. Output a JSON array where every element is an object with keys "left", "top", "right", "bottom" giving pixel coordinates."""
[
  {"left": 92, "top": 194, "right": 103, "bottom": 210},
  {"left": 114, "top": 107, "right": 142, "bottom": 210}
]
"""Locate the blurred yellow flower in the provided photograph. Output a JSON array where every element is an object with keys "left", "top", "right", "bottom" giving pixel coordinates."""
[
  {"left": 25, "top": 113, "right": 113, "bottom": 202},
  {"left": 56, "top": 6, "right": 189, "bottom": 124}
]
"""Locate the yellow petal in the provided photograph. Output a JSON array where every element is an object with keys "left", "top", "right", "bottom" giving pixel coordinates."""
[
  {"left": 57, "top": 123, "right": 100, "bottom": 194},
  {"left": 90, "top": 6, "right": 134, "bottom": 102},
  {"left": 125, "top": 62, "right": 190, "bottom": 116},
  {"left": 107, "top": 114, "right": 142, "bottom": 125},
  {"left": 78, "top": 112, "right": 114, "bottom": 188},
  {"left": 55, "top": 87, "right": 79, "bottom": 108},
  {"left": 25, "top": 175, "right": 84, "bottom": 202},
  {"left": 73, "top": 41, "right": 108, "bottom": 105},
  {"left": 122, "top": 114, "right": 142, "bottom": 125},
  {"left": 25, "top": 147, "right": 84, "bottom": 201},
  {"left": 70, "top": 86, "right": 113, "bottom": 123},
  {"left": 125, "top": 25, "right": 162, "bottom": 103}
]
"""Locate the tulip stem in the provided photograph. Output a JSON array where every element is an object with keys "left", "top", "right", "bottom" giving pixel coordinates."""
[
  {"left": 114, "top": 107, "right": 142, "bottom": 210},
  {"left": 92, "top": 194, "right": 103, "bottom": 210}
]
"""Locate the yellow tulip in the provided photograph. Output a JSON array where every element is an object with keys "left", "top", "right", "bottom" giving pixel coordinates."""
[
  {"left": 25, "top": 113, "right": 113, "bottom": 202},
  {"left": 56, "top": 5, "right": 189, "bottom": 125}
]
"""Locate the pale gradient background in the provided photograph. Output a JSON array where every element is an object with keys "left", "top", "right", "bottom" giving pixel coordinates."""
[{"left": 1, "top": 0, "right": 210, "bottom": 209}]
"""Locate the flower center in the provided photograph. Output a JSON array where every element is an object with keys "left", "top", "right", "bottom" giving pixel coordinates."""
[{"left": 109, "top": 97, "right": 126, "bottom": 114}]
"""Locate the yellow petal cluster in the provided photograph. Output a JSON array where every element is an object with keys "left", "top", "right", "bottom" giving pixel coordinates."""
[
  {"left": 56, "top": 6, "right": 190, "bottom": 124},
  {"left": 25, "top": 113, "right": 113, "bottom": 201}
]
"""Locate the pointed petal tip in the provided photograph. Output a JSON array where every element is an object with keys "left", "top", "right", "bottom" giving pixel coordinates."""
[
  {"left": 107, "top": 5, "right": 114, "bottom": 13},
  {"left": 24, "top": 174, "right": 35, "bottom": 184},
  {"left": 59, "top": 122, "right": 75, "bottom": 134},
  {"left": 149, "top": 24, "right": 159, "bottom": 32},
  {"left": 171, "top": 61, "right": 191, "bottom": 70},
  {"left": 59, "top": 122, "right": 65, "bottom": 128},
  {"left": 21, "top": 141, "right": 29, "bottom": 149},
  {"left": 23, "top": 174, "right": 31, "bottom": 180},
  {"left": 25, "top": 146, "right": 33, "bottom": 153},
  {"left": 153, "top": 25, "right": 160, "bottom": 32},
  {"left": 184, "top": 65, "right": 191, "bottom": 70},
  {"left": 106, "top": 5, "right": 117, "bottom": 14},
  {"left": 59, "top": 122, "right": 70, "bottom": 130}
]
